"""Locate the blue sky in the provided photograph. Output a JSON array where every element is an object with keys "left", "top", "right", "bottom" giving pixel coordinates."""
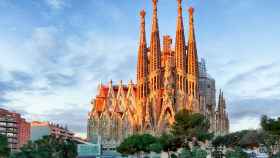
[{"left": 0, "top": 0, "right": 280, "bottom": 136}]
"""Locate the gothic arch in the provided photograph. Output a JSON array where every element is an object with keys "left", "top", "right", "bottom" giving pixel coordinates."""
[{"left": 157, "top": 105, "right": 175, "bottom": 133}]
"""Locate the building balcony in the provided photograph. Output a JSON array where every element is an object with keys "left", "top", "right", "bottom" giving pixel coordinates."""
[
  {"left": 0, "top": 124, "right": 17, "bottom": 128},
  {"left": 0, "top": 118, "right": 17, "bottom": 123}
]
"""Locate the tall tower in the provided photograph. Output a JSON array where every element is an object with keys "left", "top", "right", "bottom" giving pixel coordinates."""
[
  {"left": 149, "top": 0, "right": 162, "bottom": 93},
  {"left": 175, "top": 0, "right": 187, "bottom": 111},
  {"left": 187, "top": 7, "right": 199, "bottom": 111},
  {"left": 144, "top": 0, "right": 162, "bottom": 132},
  {"left": 137, "top": 10, "right": 149, "bottom": 131},
  {"left": 137, "top": 10, "right": 149, "bottom": 101},
  {"left": 216, "top": 90, "right": 228, "bottom": 135},
  {"left": 175, "top": 0, "right": 187, "bottom": 92}
]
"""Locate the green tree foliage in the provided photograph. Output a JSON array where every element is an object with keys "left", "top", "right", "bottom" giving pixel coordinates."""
[
  {"left": 170, "top": 153, "right": 178, "bottom": 158},
  {"left": 191, "top": 147, "right": 207, "bottom": 158},
  {"left": 149, "top": 142, "right": 162, "bottom": 154},
  {"left": 141, "top": 134, "right": 158, "bottom": 153},
  {"left": 239, "top": 130, "right": 261, "bottom": 148},
  {"left": 158, "top": 133, "right": 180, "bottom": 157},
  {"left": 0, "top": 134, "right": 10, "bottom": 158},
  {"left": 260, "top": 132, "right": 279, "bottom": 157},
  {"left": 116, "top": 135, "right": 139, "bottom": 156},
  {"left": 260, "top": 115, "right": 280, "bottom": 157},
  {"left": 118, "top": 110, "right": 212, "bottom": 157},
  {"left": 10, "top": 135, "right": 77, "bottom": 158},
  {"left": 178, "top": 148, "right": 207, "bottom": 158},
  {"left": 225, "top": 147, "right": 248, "bottom": 158},
  {"left": 261, "top": 115, "right": 280, "bottom": 136},
  {"left": 116, "top": 134, "right": 158, "bottom": 157},
  {"left": 171, "top": 109, "right": 212, "bottom": 147},
  {"left": 178, "top": 149, "right": 192, "bottom": 158},
  {"left": 214, "top": 115, "right": 280, "bottom": 157},
  {"left": 212, "top": 130, "right": 263, "bottom": 148},
  {"left": 150, "top": 133, "right": 182, "bottom": 157}
]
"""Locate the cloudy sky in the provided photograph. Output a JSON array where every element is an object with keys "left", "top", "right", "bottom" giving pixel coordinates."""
[{"left": 0, "top": 0, "right": 279, "bottom": 137}]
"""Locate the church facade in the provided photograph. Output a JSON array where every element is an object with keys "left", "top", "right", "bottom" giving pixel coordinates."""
[{"left": 87, "top": 0, "right": 229, "bottom": 148}]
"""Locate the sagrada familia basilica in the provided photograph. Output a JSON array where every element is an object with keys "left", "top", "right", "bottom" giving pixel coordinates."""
[{"left": 87, "top": 0, "right": 229, "bottom": 148}]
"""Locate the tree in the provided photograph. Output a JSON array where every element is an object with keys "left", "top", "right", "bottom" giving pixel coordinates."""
[
  {"left": 260, "top": 132, "right": 279, "bottom": 157},
  {"left": 149, "top": 142, "right": 162, "bottom": 154},
  {"left": 171, "top": 109, "right": 212, "bottom": 148},
  {"left": 261, "top": 115, "right": 280, "bottom": 136},
  {"left": 191, "top": 147, "right": 207, "bottom": 158},
  {"left": 0, "top": 134, "right": 10, "bottom": 158},
  {"left": 178, "top": 148, "right": 207, "bottom": 158},
  {"left": 116, "top": 135, "right": 138, "bottom": 156},
  {"left": 117, "top": 134, "right": 158, "bottom": 158},
  {"left": 170, "top": 153, "right": 178, "bottom": 158},
  {"left": 260, "top": 115, "right": 280, "bottom": 156},
  {"left": 141, "top": 134, "right": 158, "bottom": 153},
  {"left": 158, "top": 133, "right": 181, "bottom": 158},
  {"left": 178, "top": 148, "right": 192, "bottom": 158},
  {"left": 225, "top": 147, "right": 248, "bottom": 158},
  {"left": 212, "top": 130, "right": 263, "bottom": 149},
  {"left": 11, "top": 135, "right": 77, "bottom": 158},
  {"left": 239, "top": 130, "right": 262, "bottom": 148}
]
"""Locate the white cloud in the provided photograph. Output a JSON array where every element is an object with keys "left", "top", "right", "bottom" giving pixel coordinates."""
[
  {"left": 230, "top": 116, "right": 260, "bottom": 132},
  {"left": 0, "top": 24, "right": 136, "bottom": 135}
]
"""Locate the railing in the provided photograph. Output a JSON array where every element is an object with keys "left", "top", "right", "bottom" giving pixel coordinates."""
[{"left": 0, "top": 118, "right": 17, "bottom": 123}]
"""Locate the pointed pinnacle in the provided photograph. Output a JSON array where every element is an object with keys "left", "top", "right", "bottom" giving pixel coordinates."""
[
  {"left": 152, "top": 0, "right": 158, "bottom": 8},
  {"left": 140, "top": 9, "right": 146, "bottom": 18},
  {"left": 189, "top": 7, "right": 194, "bottom": 15},
  {"left": 177, "top": 0, "right": 183, "bottom": 15},
  {"left": 177, "top": 0, "right": 182, "bottom": 6}
]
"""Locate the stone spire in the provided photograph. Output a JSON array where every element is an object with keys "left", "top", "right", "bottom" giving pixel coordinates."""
[
  {"left": 149, "top": 0, "right": 162, "bottom": 91},
  {"left": 218, "top": 89, "right": 222, "bottom": 111},
  {"left": 187, "top": 7, "right": 199, "bottom": 98},
  {"left": 217, "top": 89, "right": 226, "bottom": 114},
  {"left": 216, "top": 89, "right": 228, "bottom": 134},
  {"left": 137, "top": 10, "right": 149, "bottom": 100},
  {"left": 175, "top": 0, "right": 187, "bottom": 93},
  {"left": 175, "top": 0, "right": 186, "bottom": 71}
]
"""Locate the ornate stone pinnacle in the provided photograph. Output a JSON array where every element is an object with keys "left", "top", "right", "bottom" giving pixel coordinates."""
[
  {"left": 189, "top": 7, "right": 194, "bottom": 15},
  {"left": 177, "top": 0, "right": 182, "bottom": 6},
  {"left": 140, "top": 9, "right": 146, "bottom": 18},
  {"left": 178, "top": 0, "right": 182, "bottom": 15},
  {"left": 152, "top": 0, "right": 158, "bottom": 9},
  {"left": 189, "top": 7, "right": 194, "bottom": 24}
]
